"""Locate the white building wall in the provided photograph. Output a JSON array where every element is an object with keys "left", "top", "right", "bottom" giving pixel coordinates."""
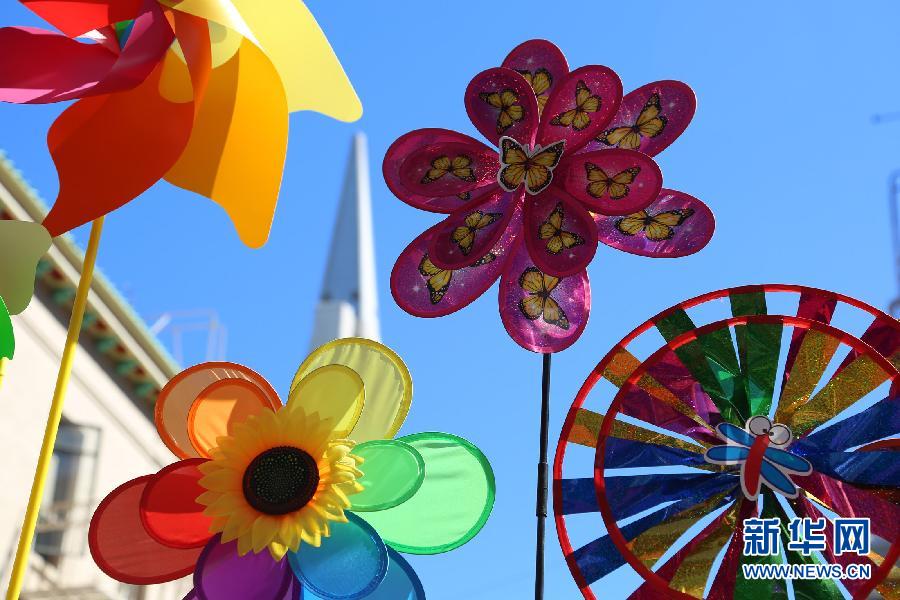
[{"left": 0, "top": 297, "right": 190, "bottom": 598}]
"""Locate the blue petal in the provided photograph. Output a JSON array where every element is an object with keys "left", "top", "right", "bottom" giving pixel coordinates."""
[{"left": 288, "top": 513, "right": 388, "bottom": 600}]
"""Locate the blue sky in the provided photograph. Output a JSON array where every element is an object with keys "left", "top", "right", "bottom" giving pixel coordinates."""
[{"left": 2, "top": 1, "right": 900, "bottom": 598}]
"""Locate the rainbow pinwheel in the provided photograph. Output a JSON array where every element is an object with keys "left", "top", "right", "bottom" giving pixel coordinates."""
[
  {"left": 89, "top": 339, "right": 495, "bottom": 599},
  {"left": 0, "top": 0, "right": 361, "bottom": 248},
  {"left": 387, "top": 39, "right": 714, "bottom": 353},
  {"left": 555, "top": 285, "right": 899, "bottom": 599}
]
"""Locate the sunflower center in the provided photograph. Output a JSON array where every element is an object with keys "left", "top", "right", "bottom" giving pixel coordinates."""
[{"left": 242, "top": 446, "right": 319, "bottom": 515}]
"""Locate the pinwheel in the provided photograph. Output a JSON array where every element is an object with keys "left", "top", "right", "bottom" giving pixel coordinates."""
[
  {"left": 555, "top": 284, "right": 899, "bottom": 599},
  {"left": 0, "top": 1, "right": 362, "bottom": 594},
  {"left": 89, "top": 338, "right": 495, "bottom": 599},
  {"left": 385, "top": 38, "right": 714, "bottom": 598}
]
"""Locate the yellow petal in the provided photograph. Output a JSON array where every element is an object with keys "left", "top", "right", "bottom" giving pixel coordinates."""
[
  {"left": 292, "top": 339, "right": 412, "bottom": 442},
  {"left": 287, "top": 366, "right": 365, "bottom": 439},
  {"left": 165, "top": 0, "right": 361, "bottom": 120}
]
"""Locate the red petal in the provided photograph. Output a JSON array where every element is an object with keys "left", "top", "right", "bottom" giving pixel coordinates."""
[
  {"left": 140, "top": 459, "right": 214, "bottom": 549},
  {"left": 21, "top": 0, "right": 143, "bottom": 37},
  {"left": 89, "top": 476, "right": 204, "bottom": 584}
]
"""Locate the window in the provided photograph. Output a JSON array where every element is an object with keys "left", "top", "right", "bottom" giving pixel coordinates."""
[{"left": 34, "top": 419, "right": 101, "bottom": 565}]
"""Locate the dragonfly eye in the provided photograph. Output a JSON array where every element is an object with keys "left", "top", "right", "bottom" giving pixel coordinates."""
[
  {"left": 768, "top": 424, "right": 793, "bottom": 446},
  {"left": 747, "top": 415, "right": 772, "bottom": 436}
]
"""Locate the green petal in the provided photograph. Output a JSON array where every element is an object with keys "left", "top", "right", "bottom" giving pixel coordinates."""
[
  {"left": 0, "top": 221, "right": 51, "bottom": 315},
  {"left": 351, "top": 440, "right": 425, "bottom": 512},
  {"left": 0, "top": 296, "right": 13, "bottom": 360},
  {"left": 357, "top": 432, "right": 495, "bottom": 554}
]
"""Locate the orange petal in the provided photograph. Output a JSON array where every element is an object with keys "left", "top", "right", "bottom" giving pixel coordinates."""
[
  {"left": 41, "top": 54, "right": 194, "bottom": 238},
  {"left": 155, "top": 362, "right": 281, "bottom": 459},
  {"left": 164, "top": 35, "right": 287, "bottom": 248}
]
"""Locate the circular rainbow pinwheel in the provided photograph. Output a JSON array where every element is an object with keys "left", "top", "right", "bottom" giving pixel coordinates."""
[
  {"left": 89, "top": 339, "right": 495, "bottom": 599},
  {"left": 387, "top": 39, "right": 714, "bottom": 353},
  {"left": 554, "top": 285, "right": 899, "bottom": 599}
]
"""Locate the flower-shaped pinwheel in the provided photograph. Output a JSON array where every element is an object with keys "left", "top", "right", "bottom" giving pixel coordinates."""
[
  {"left": 88, "top": 338, "right": 495, "bottom": 599},
  {"left": 387, "top": 39, "right": 715, "bottom": 353},
  {"left": 0, "top": 0, "right": 361, "bottom": 247}
]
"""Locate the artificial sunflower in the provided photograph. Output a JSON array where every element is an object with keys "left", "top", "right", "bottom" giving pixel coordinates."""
[
  {"left": 197, "top": 405, "right": 363, "bottom": 559},
  {"left": 89, "top": 338, "right": 495, "bottom": 599}
]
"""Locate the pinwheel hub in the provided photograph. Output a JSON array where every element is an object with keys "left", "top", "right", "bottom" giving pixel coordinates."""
[{"left": 242, "top": 446, "right": 320, "bottom": 515}]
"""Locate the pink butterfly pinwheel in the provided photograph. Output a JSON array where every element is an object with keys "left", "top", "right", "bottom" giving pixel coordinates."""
[{"left": 387, "top": 39, "right": 714, "bottom": 353}]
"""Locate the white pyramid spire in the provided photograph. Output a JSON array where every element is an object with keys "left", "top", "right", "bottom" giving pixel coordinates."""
[{"left": 309, "top": 133, "right": 380, "bottom": 349}]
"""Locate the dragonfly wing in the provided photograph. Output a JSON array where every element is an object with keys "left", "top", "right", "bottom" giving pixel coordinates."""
[
  {"left": 762, "top": 447, "right": 813, "bottom": 474},
  {"left": 705, "top": 445, "right": 750, "bottom": 464},
  {"left": 760, "top": 461, "right": 798, "bottom": 497},
  {"left": 717, "top": 423, "right": 755, "bottom": 447}
]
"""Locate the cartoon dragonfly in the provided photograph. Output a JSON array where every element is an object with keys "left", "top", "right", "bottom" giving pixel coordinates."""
[{"left": 704, "top": 415, "right": 812, "bottom": 500}]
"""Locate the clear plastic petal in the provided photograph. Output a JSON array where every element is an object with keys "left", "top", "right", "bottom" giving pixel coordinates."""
[
  {"left": 288, "top": 513, "right": 388, "bottom": 599},
  {"left": 155, "top": 362, "right": 281, "bottom": 459},
  {"left": 358, "top": 433, "right": 495, "bottom": 555},
  {"left": 194, "top": 535, "right": 293, "bottom": 600},
  {"left": 89, "top": 476, "right": 205, "bottom": 584},
  {"left": 351, "top": 440, "right": 425, "bottom": 512},
  {"left": 286, "top": 364, "right": 365, "bottom": 438},
  {"left": 140, "top": 459, "right": 213, "bottom": 549},
  {"left": 292, "top": 340, "right": 412, "bottom": 442}
]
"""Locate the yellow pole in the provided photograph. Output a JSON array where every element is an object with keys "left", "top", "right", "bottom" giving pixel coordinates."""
[
  {"left": 6, "top": 218, "right": 104, "bottom": 600},
  {"left": 0, "top": 358, "right": 7, "bottom": 391}
]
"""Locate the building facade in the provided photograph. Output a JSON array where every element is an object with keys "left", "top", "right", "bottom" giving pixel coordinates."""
[{"left": 0, "top": 153, "right": 190, "bottom": 600}]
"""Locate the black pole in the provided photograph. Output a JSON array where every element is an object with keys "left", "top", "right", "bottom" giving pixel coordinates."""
[{"left": 535, "top": 352, "right": 552, "bottom": 600}]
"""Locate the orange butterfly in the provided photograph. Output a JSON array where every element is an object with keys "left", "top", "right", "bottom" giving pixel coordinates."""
[
  {"left": 497, "top": 137, "right": 565, "bottom": 195},
  {"left": 615, "top": 208, "right": 694, "bottom": 241},
  {"left": 517, "top": 68, "right": 552, "bottom": 113},
  {"left": 585, "top": 164, "right": 641, "bottom": 200},
  {"left": 598, "top": 93, "right": 667, "bottom": 149},
  {"left": 452, "top": 211, "right": 502, "bottom": 255},
  {"left": 421, "top": 154, "right": 476, "bottom": 184},
  {"left": 419, "top": 253, "right": 496, "bottom": 304},
  {"left": 518, "top": 267, "right": 569, "bottom": 329},
  {"left": 480, "top": 89, "right": 524, "bottom": 133},
  {"left": 550, "top": 80, "right": 601, "bottom": 131},
  {"left": 539, "top": 203, "right": 584, "bottom": 255}
]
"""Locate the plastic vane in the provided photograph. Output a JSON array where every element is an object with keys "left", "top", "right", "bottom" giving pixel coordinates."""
[
  {"left": 0, "top": 2, "right": 361, "bottom": 597},
  {"left": 386, "top": 39, "right": 714, "bottom": 354},
  {"left": 555, "top": 285, "right": 900, "bottom": 599},
  {"left": 88, "top": 339, "right": 495, "bottom": 599}
]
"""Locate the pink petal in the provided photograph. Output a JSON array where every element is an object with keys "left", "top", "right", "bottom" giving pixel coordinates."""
[
  {"left": 522, "top": 189, "right": 598, "bottom": 278},
  {"left": 499, "top": 238, "right": 590, "bottom": 353},
  {"left": 585, "top": 80, "right": 696, "bottom": 156},
  {"left": 538, "top": 65, "right": 623, "bottom": 153},
  {"left": 501, "top": 39, "right": 569, "bottom": 114},
  {"left": 0, "top": 0, "right": 173, "bottom": 104},
  {"left": 391, "top": 212, "right": 519, "bottom": 318},
  {"left": 596, "top": 189, "right": 715, "bottom": 258},
  {"left": 465, "top": 67, "right": 540, "bottom": 147},
  {"left": 559, "top": 149, "right": 662, "bottom": 215},
  {"left": 383, "top": 128, "right": 498, "bottom": 214},
  {"left": 427, "top": 187, "right": 521, "bottom": 270}
]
